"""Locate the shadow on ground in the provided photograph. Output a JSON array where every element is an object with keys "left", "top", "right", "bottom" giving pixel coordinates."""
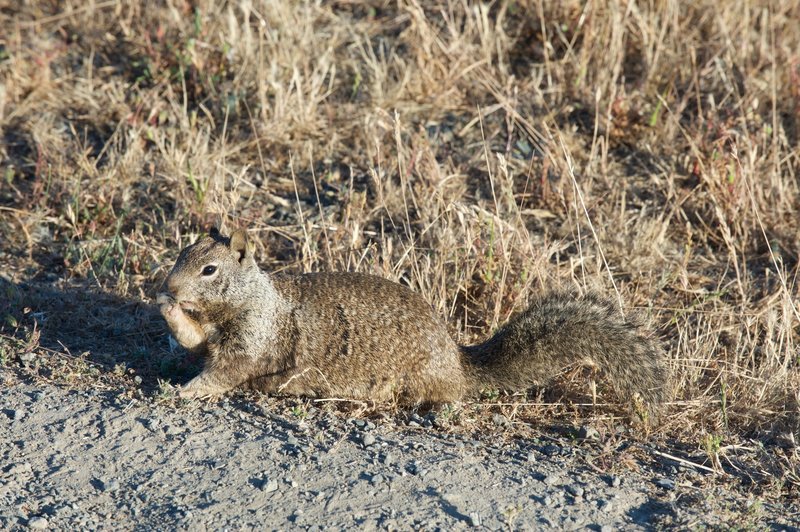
[{"left": 0, "top": 276, "right": 199, "bottom": 388}]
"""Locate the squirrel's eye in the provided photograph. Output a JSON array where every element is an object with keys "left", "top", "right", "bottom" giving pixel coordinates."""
[{"left": 201, "top": 265, "right": 217, "bottom": 276}]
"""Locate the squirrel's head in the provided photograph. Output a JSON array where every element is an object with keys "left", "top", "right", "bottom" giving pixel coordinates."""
[{"left": 163, "top": 227, "right": 259, "bottom": 311}]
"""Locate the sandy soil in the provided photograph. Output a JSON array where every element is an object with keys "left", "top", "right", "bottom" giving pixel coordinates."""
[{"left": 2, "top": 377, "right": 797, "bottom": 531}]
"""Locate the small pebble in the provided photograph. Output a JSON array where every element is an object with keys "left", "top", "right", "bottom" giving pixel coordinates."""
[
  {"left": 19, "top": 352, "right": 36, "bottom": 363},
  {"left": 262, "top": 479, "right": 279, "bottom": 493},
  {"left": 492, "top": 414, "right": 509, "bottom": 427},
  {"left": 598, "top": 499, "right": 613, "bottom": 512},
  {"left": 28, "top": 516, "right": 48, "bottom": 530},
  {"left": 100, "top": 479, "right": 119, "bottom": 492},
  {"left": 543, "top": 474, "right": 560, "bottom": 486},
  {"left": 362, "top": 434, "right": 376, "bottom": 447},
  {"left": 578, "top": 425, "right": 600, "bottom": 440},
  {"left": 608, "top": 475, "right": 622, "bottom": 488},
  {"left": 655, "top": 478, "right": 676, "bottom": 490},
  {"left": 565, "top": 484, "right": 584, "bottom": 498},
  {"left": 542, "top": 444, "right": 560, "bottom": 457}
]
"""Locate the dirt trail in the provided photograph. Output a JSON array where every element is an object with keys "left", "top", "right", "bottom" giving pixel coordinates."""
[{"left": 2, "top": 379, "right": 796, "bottom": 530}]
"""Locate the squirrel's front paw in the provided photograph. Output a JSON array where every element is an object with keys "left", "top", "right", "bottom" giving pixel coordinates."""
[
  {"left": 156, "top": 293, "right": 175, "bottom": 306},
  {"left": 158, "top": 293, "right": 184, "bottom": 321},
  {"left": 179, "top": 377, "right": 225, "bottom": 400}
]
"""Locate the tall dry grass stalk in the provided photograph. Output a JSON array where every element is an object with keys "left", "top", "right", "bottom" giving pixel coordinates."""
[{"left": 1, "top": 0, "right": 799, "bottom": 487}]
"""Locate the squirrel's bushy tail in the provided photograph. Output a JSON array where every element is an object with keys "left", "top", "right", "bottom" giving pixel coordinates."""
[{"left": 461, "top": 292, "right": 669, "bottom": 409}]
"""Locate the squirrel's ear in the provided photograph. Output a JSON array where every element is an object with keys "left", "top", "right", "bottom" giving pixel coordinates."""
[{"left": 229, "top": 230, "right": 251, "bottom": 263}]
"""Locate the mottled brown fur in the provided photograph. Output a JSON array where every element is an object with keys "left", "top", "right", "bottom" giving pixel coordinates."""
[{"left": 159, "top": 228, "right": 669, "bottom": 413}]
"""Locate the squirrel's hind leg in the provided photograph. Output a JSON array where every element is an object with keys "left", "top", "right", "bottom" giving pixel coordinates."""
[{"left": 246, "top": 370, "right": 318, "bottom": 397}]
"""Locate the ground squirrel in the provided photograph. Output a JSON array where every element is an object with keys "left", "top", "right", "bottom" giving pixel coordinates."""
[{"left": 158, "top": 228, "right": 669, "bottom": 413}]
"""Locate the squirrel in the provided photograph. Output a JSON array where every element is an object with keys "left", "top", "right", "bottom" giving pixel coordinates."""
[{"left": 158, "top": 228, "right": 669, "bottom": 414}]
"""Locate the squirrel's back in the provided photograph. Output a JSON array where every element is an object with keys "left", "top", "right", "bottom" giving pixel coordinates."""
[{"left": 270, "top": 272, "right": 469, "bottom": 403}]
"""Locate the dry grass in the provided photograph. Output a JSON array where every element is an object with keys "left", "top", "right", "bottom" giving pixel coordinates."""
[{"left": 1, "top": 0, "right": 799, "bottom": 497}]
